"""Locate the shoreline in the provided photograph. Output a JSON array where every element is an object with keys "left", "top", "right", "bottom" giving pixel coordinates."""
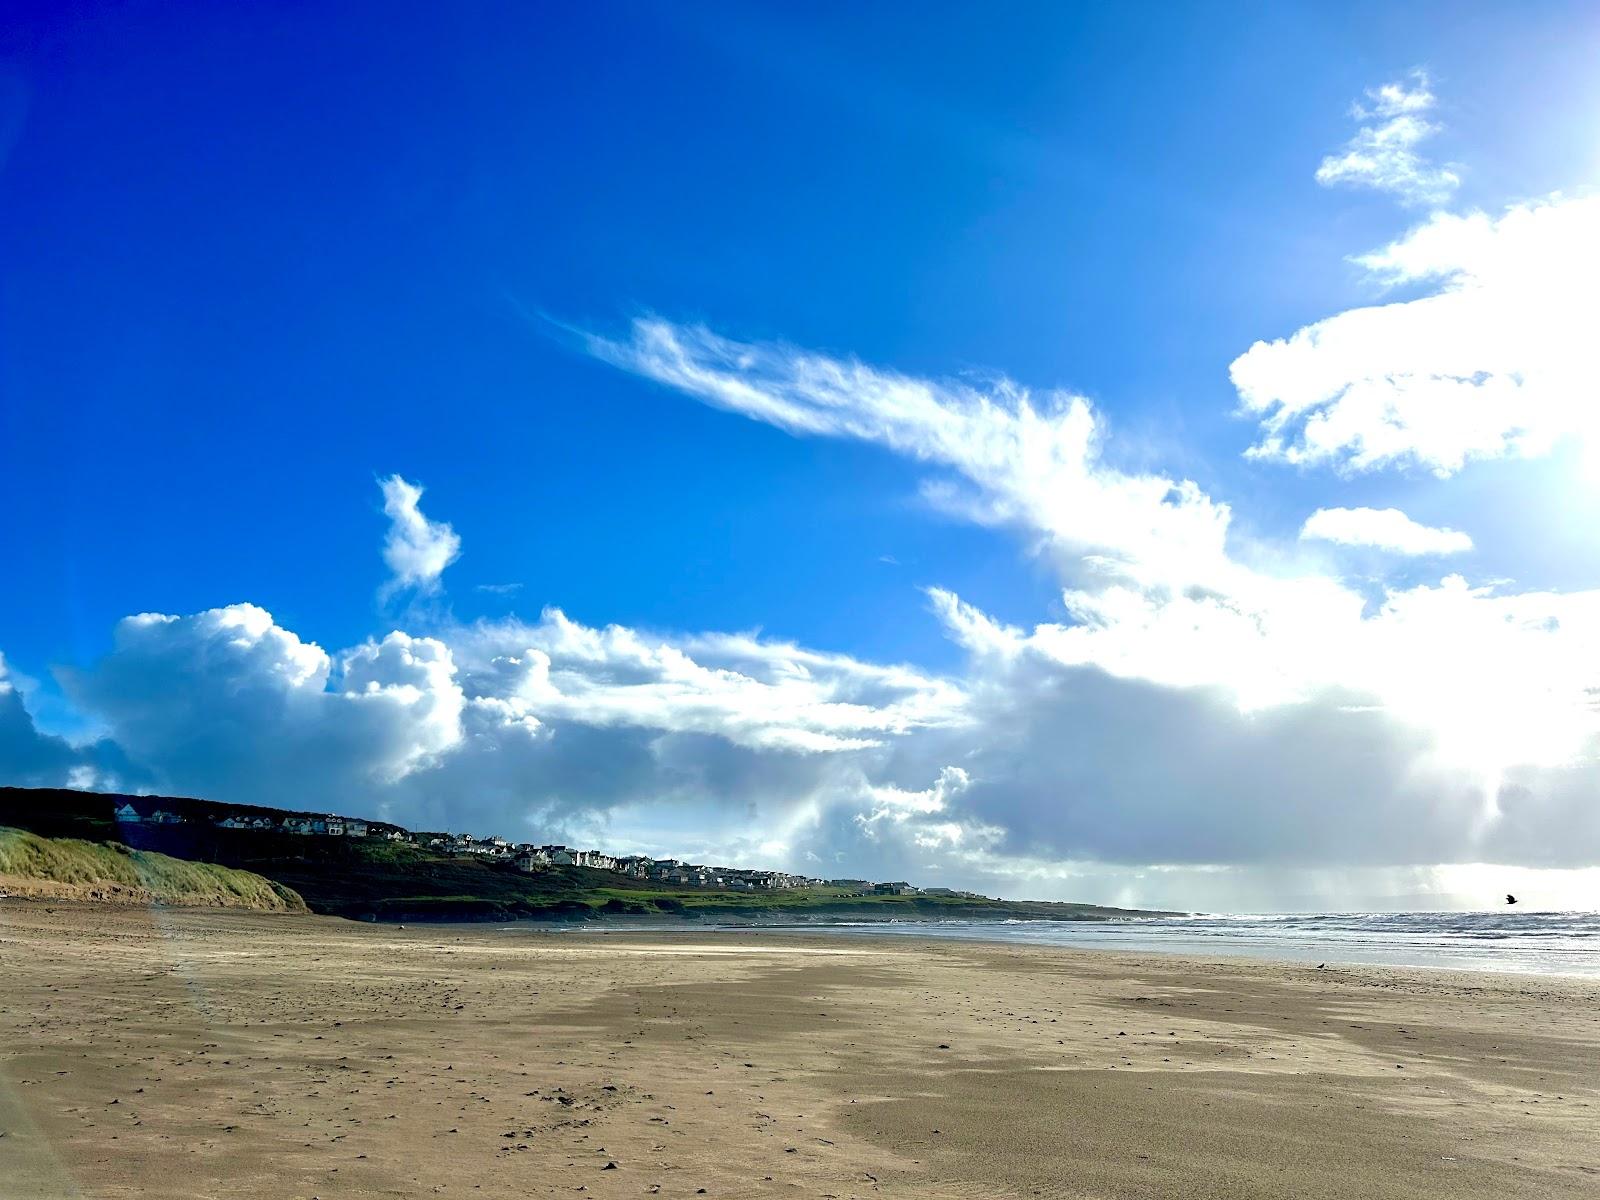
[
  {"left": 7, "top": 894, "right": 1597, "bottom": 979},
  {"left": 500, "top": 906, "right": 1600, "bottom": 981},
  {"left": 9, "top": 894, "right": 1599, "bottom": 979},
  {"left": 559, "top": 921, "right": 1600, "bottom": 987},
  {"left": 5, "top": 903, "right": 1598, "bottom": 1198}
]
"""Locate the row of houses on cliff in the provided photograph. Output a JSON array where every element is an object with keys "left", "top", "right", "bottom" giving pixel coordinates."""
[{"left": 112, "top": 802, "right": 405, "bottom": 842}]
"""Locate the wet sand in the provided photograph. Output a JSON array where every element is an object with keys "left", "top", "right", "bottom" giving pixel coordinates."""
[{"left": 2, "top": 902, "right": 1597, "bottom": 1198}]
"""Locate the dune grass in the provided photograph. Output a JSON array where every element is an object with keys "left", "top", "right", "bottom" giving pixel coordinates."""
[{"left": 0, "top": 826, "right": 306, "bottom": 912}]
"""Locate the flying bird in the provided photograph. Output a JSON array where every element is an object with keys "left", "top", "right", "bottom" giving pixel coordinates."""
[{"left": 1505, "top": 894, "right": 1517, "bottom": 905}]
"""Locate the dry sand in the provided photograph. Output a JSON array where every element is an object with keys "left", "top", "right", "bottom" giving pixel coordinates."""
[{"left": 2, "top": 902, "right": 1597, "bottom": 1199}]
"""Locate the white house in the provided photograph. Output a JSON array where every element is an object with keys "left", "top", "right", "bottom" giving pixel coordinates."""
[
  {"left": 113, "top": 802, "right": 142, "bottom": 823},
  {"left": 344, "top": 821, "right": 368, "bottom": 837}
]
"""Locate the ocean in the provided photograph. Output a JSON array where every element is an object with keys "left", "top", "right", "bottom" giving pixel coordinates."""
[{"left": 731, "top": 910, "right": 1600, "bottom": 978}]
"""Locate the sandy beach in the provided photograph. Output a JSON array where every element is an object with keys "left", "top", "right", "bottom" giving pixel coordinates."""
[{"left": 2, "top": 904, "right": 1597, "bottom": 1199}]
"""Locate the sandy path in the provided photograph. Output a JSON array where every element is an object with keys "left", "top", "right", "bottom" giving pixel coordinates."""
[{"left": 2, "top": 903, "right": 1597, "bottom": 1198}]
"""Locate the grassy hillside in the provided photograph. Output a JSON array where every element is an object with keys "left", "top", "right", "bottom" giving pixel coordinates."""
[{"left": 0, "top": 826, "right": 307, "bottom": 912}]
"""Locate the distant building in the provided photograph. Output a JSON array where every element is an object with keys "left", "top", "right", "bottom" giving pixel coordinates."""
[
  {"left": 147, "top": 810, "right": 183, "bottom": 825},
  {"left": 113, "top": 802, "right": 142, "bottom": 823},
  {"left": 873, "top": 882, "right": 918, "bottom": 895},
  {"left": 344, "top": 821, "right": 368, "bottom": 837}
]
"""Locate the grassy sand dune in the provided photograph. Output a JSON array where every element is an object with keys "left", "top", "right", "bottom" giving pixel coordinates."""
[{"left": 0, "top": 826, "right": 306, "bottom": 911}]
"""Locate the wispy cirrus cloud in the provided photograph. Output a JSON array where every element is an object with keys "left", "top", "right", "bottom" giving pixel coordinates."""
[
  {"left": 1300, "top": 507, "right": 1472, "bottom": 556},
  {"left": 1315, "top": 71, "right": 1459, "bottom": 206},
  {"left": 585, "top": 317, "right": 1235, "bottom": 596}
]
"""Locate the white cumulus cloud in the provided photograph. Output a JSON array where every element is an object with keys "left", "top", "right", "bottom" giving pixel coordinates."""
[
  {"left": 1232, "top": 194, "right": 1600, "bottom": 476},
  {"left": 916, "top": 581, "right": 1600, "bottom": 872},
  {"left": 379, "top": 474, "right": 461, "bottom": 596},
  {"left": 57, "top": 605, "right": 468, "bottom": 808},
  {"left": 35, "top": 602, "right": 967, "bottom": 862},
  {"left": 453, "top": 608, "right": 965, "bottom": 756},
  {"left": 1299, "top": 506, "right": 1472, "bottom": 555},
  {"left": 1315, "top": 71, "right": 1459, "bottom": 206}
]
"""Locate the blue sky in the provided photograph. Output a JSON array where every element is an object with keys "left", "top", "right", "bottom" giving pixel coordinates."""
[{"left": 4, "top": 3, "right": 1600, "bottom": 909}]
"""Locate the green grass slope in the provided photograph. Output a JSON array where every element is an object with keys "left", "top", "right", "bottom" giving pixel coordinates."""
[{"left": 0, "top": 826, "right": 307, "bottom": 912}]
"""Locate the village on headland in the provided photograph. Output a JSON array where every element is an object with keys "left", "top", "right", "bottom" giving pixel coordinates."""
[
  {"left": 3, "top": 786, "right": 1170, "bottom": 922},
  {"left": 107, "top": 800, "right": 976, "bottom": 899}
]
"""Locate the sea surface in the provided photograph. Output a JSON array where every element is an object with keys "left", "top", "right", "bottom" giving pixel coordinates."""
[{"left": 714, "top": 911, "right": 1600, "bottom": 978}]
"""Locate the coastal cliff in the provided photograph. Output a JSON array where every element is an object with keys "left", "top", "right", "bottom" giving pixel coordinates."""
[{"left": 0, "top": 788, "right": 1167, "bottom": 923}]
